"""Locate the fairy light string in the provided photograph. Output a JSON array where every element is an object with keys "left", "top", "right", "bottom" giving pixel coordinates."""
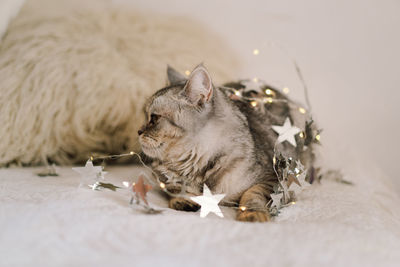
[
  {"left": 86, "top": 151, "right": 276, "bottom": 214},
  {"left": 86, "top": 153, "right": 301, "bottom": 214}
]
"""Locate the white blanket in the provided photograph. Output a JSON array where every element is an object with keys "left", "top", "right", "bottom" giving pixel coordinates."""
[{"left": 1, "top": 165, "right": 400, "bottom": 267}]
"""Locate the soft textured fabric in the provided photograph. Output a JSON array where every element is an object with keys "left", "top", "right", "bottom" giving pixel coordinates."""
[
  {"left": 0, "top": 0, "right": 25, "bottom": 40},
  {"left": 1, "top": 164, "right": 400, "bottom": 266},
  {"left": 0, "top": 0, "right": 239, "bottom": 166}
]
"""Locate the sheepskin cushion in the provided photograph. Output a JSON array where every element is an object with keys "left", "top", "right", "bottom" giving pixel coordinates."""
[{"left": 0, "top": 0, "right": 239, "bottom": 166}]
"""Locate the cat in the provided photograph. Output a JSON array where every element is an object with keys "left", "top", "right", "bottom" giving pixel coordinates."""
[{"left": 138, "top": 64, "right": 316, "bottom": 222}]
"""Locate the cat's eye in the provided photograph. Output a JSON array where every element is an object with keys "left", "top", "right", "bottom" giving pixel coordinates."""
[{"left": 149, "top": 113, "right": 160, "bottom": 125}]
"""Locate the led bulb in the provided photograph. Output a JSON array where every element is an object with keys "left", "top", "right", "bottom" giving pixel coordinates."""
[{"left": 283, "top": 87, "right": 290, "bottom": 94}]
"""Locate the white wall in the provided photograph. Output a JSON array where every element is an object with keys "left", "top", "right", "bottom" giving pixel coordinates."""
[
  {"left": 117, "top": 0, "right": 400, "bottom": 189},
  {"left": 4, "top": 0, "right": 398, "bottom": 188}
]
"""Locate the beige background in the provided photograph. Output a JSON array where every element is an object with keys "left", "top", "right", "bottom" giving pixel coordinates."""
[{"left": 116, "top": 0, "right": 400, "bottom": 191}]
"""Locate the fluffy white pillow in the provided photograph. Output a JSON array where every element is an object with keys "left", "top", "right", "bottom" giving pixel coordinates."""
[
  {"left": 0, "top": 0, "right": 25, "bottom": 40},
  {"left": 0, "top": 0, "right": 239, "bottom": 166}
]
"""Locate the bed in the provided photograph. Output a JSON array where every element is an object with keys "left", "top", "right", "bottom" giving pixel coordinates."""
[
  {"left": 1, "top": 163, "right": 400, "bottom": 266},
  {"left": 1, "top": 1, "right": 400, "bottom": 266}
]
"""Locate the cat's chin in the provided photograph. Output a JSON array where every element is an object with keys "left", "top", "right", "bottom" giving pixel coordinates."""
[{"left": 139, "top": 143, "right": 164, "bottom": 158}]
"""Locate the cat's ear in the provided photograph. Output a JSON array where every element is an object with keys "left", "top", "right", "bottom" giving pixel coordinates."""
[
  {"left": 167, "top": 65, "right": 187, "bottom": 84},
  {"left": 183, "top": 64, "right": 213, "bottom": 105}
]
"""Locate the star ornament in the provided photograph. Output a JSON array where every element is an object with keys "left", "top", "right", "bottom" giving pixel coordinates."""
[
  {"left": 287, "top": 173, "right": 302, "bottom": 194},
  {"left": 272, "top": 117, "right": 301, "bottom": 147},
  {"left": 72, "top": 160, "right": 103, "bottom": 186},
  {"left": 296, "top": 160, "right": 305, "bottom": 172},
  {"left": 288, "top": 180, "right": 302, "bottom": 195},
  {"left": 190, "top": 184, "right": 225, "bottom": 218},
  {"left": 270, "top": 192, "right": 283, "bottom": 208},
  {"left": 279, "top": 179, "right": 290, "bottom": 200},
  {"left": 133, "top": 175, "right": 152, "bottom": 205},
  {"left": 296, "top": 172, "right": 311, "bottom": 188}
]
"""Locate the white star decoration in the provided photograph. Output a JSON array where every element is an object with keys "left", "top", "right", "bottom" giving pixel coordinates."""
[
  {"left": 190, "top": 184, "right": 225, "bottom": 218},
  {"left": 270, "top": 193, "right": 283, "bottom": 208},
  {"left": 296, "top": 172, "right": 311, "bottom": 188},
  {"left": 99, "top": 171, "right": 107, "bottom": 180},
  {"left": 296, "top": 160, "right": 305, "bottom": 172},
  {"left": 72, "top": 160, "right": 104, "bottom": 187},
  {"left": 288, "top": 181, "right": 302, "bottom": 195},
  {"left": 280, "top": 179, "right": 290, "bottom": 200},
  {"left": 272, "top": 117, "right": 301, "bottom": 147}
]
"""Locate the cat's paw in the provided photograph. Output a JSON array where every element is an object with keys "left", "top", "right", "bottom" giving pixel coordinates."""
[
  {"left": 236, "top": 210, "right": 270, "bottom": 222},
  {"left": 164, "top": 184, "right": 183, "bottom": 194},
  {"left": 169, "top": 197, "right": 200, "bottom": 212}
]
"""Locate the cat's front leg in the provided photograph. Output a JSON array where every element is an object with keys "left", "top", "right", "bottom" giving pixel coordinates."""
[
  {"left": 152, "top": 167, "right": 184, "bottom": 194},
  {"left": 169, "top": 197, "right": 200, "bottom": 212},
  {"left": 237, "top": 184, "right": 272, "bottom": 222},
  {"left": 161, "top": 178, "right": 200, "bottom": 212}
]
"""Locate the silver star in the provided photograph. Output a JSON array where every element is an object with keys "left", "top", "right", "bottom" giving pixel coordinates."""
[
  {"left": 272, "top": 117, "right": 301, "bottom": 147},
  {"left": 297, "top": 172, "right": 311, "bottom": 188},
  {"left": 280, "top": 179, "right": 290, "bottom": 201},
  {"left": 270, "top": 193, "right": 283, "bottom": 208},
  {"left": 295, "top": 160, "right": 305, "bottom": 172},
  {"left": 97, "top": 170, "right": 107, "bottom": 180},
  {"left": 72, "top": 160, "right": 103, "bottom": 186},
  {"left": 288, "top": 181, "right": 302, "bottom": 195},
  {"left": 190, "top": 184, "right": 225, "bottom": 218}
]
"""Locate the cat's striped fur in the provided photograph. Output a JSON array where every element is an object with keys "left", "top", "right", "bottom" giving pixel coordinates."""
[{"left": 138, "top": 64, "right": 315, "bottom": 222}]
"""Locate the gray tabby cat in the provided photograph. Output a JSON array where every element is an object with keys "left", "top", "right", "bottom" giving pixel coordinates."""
[{"left": 138, "top": 64, "right": 315, "bottom": 222}]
